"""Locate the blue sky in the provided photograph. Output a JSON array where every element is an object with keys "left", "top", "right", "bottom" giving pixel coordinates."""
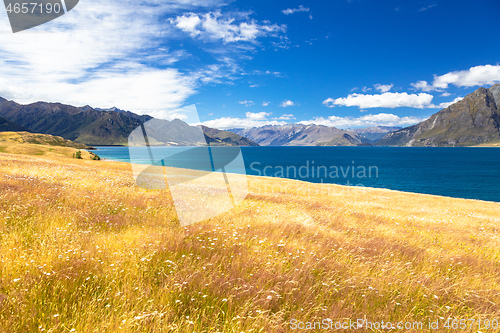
[{"left": 0, "top": 0, "right": 499, "bottom": 129}]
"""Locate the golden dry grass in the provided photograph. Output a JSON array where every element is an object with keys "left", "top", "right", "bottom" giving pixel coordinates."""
[
  {"left": 0, "top": 132, "right": 95, "bottom": 159},
  {"left": 1, "top": 151, "right": 500, "bottom": 332}
]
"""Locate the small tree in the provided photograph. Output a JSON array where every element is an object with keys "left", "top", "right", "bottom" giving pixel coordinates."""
[{"left": 73, "top": 150, "right": 82, "bottom": 159}]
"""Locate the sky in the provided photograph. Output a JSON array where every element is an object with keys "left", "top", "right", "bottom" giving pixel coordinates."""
[{"left": 0, "top": 0, "right": 499, "bottom": 129}]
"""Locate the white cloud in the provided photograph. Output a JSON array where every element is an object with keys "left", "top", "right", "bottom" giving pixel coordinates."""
[
  {"left": 280, "top": 100, "right": 296, "bottom": 107},
  {"left": 276, "top": 114, "right": 295, "bottom": 120},
  {"left": 170, "top": 12, "right": 286, "bottom": 43},
  {"left": 239, "top": 100, "right": 255, "bottom": 107},
  {"left": 200, "top": 112, "right": 427, "bottom": 130},
  {"left": 437, "top": 96, "right": 463, "bottom": 109},
  {"left": 245, "top": 111, "right": 270, "bottom": 120},
  {"left": 412, "top": 64, "right": 500, "bottom": 91},
  {"left": 199, "top": 115, "right": 285, "bottom": 129},
  {"left": 300, "top": 113, "right": 428, "bottom": 129},
  {"left": 323, "top": 92, "right": 435, "bottom": 109},
  {"left": 418, "top": 4, "right": 437, "bottom": 11},
  {"left": 262, "top": 101, "right": 270, "bottom": 106},
  {"left": 0, "top": 0, "right": 227, "bottom": 117},
  {"left": 374, "top": 83, "right": 394, "bottom": 93},
  {"left": 172, "top": 13, "right": 202, "bottom": 36},
  {"left": 282, "top": 5, "right": 310, "bottom": 15},
  {"left": 411, "top": 80, "right": 434, "bottom": 92}
]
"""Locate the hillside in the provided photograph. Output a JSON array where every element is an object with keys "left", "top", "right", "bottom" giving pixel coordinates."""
[
  {"left": 0, "top": 131, "right": 98, "bottom": 159},
  {"left": 0, "top": 98, "right": 256, "bottom": 146},
  {"left": 1, "top": 152, "right": 500, "bottom": 331},
  {"left": 229, "top": 124, "right": 365, "bottom": 146},
  {"left": 376, "top": 84, "right": 500, "bottom": 146},
  {"left": 0, "top": 116, "right": 29, "bottom": 132}
]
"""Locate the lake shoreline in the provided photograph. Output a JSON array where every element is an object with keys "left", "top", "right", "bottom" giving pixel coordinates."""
[{"left": 90, "top": 145, "right": 500, "bottom": 203}]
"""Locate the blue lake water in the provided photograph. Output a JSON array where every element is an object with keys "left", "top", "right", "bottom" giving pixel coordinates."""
[{"left": 92, "top": 146, "right": 500, "bottom": 202}]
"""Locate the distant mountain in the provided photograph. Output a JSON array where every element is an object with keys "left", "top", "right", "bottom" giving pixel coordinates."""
[
  {"left": 229, "top": 124, "right": 365, "bottom": 146},
  {"left": 0, "top": 98, "right": 256, "bottom": 146},
  {"left": 201, "top": 126, "right": 258, "bottom": 146},
  {"left": 376, "top": 84, "right": 500, "bottom": 146},
  {"left": 351, "top": 126, "right": 402, "bottom": 142}
]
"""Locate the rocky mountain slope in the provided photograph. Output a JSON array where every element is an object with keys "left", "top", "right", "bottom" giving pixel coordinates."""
[
  {"left": 376, "top": 84, "right": 500, "bottom": 146},
  {"left": 229, "top": 124, "right": 366, "bottom": 146}
]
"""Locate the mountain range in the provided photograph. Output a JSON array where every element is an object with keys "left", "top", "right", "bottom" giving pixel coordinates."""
[
  {"left": 229, "top": 124, "right": 364, "bottom": 146},
  {"left": 2, "top": 84, "right": 500, "bottom": 147},
  {"left": 228, "top": 125, "right": 401, "bottom": 146},
  {"left": 230, "top": 85, "right": 500, "bottom": 147},
  {"left": 0, "top": 98, "right": 256, "bottom": 146},
  {"left": 376, "top": 84, "right": 500, "bottom": 146}
]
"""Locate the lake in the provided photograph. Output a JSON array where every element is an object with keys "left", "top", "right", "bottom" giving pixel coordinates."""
[{"left": 92, "top": 146, "right": 500, "bottom": 202}]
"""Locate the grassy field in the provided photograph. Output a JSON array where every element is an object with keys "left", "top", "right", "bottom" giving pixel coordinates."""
[
  {"left": 1, "top": 150, "right": 500, "bottom": 332},
  {"left": 0, "top": 132, "right": 98, "bottom": 159}
]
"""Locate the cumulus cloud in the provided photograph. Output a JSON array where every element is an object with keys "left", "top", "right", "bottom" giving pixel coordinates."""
[
  {"left": 411, "top": 80, "right": 434, "bottom": 92},
  {"left": 245, "top": 111, "right": 270, "bottom": 120},
  {"left": 262, "top": 101, "right": 270, "bottom": 106},
  {"left": 170, "top": 12, "right": 286, "bottom": 43},
  {"left": 300, "top": 113, "right": 428, "bottom": 129},
  {"left": 323, "top": 92, "right": 435, "bottom": 109},
  {"left": 239, "top": 100, "right": 255, "bottom": 107},
  {"left": 412, "top": 64, "right": 500, "bottom": 91},
  {"left": 374, "top": 83, "right": 394, "bottom": 93},
  {"left": 280, "top": 100, "right": 296, "bottom": 107}
]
